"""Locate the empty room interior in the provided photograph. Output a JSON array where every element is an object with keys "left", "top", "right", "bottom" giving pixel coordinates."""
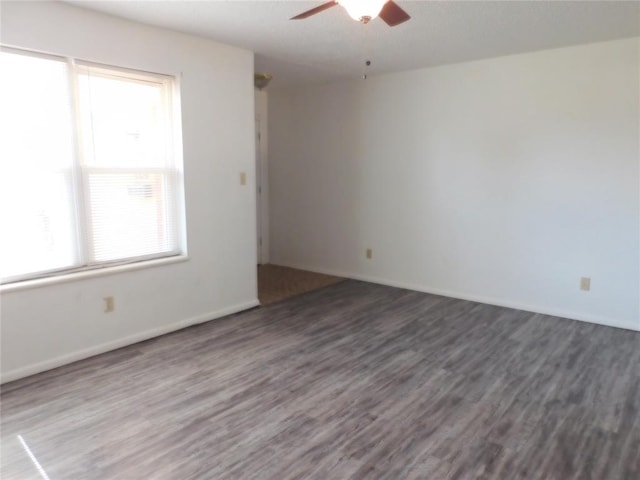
[{"left": 1, "top": 1, "right": 639, "bottom": 479}]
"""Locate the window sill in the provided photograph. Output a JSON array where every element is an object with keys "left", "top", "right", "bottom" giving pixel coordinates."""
[{"left": 0, "top": 255, "right": 189, "bottom": 293}]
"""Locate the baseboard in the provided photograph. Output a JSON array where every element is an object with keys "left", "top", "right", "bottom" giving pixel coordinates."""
[
  {"left": 0, "top": 299, "right": 260, "bottom": 384},
  {"left": 273, "top": 261, "right": 640, "bottom": 333}
]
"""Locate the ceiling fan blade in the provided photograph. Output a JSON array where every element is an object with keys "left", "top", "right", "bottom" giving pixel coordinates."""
[
  {"left": 379, "top": 1, "right": 411, "bottom": 26},
  {"left": 290, "top": 1, "right": 338, "bottom": 20}
]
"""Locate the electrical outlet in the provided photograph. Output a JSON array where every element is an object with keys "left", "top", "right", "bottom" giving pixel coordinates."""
[
  {"left": 580, "top": 277, "right": 591, "bottom": 291},
  {"left": 104, "top": 296, "right": 115, "bottom": 313},
  {"left": 366, "top": 248, "right": 372, "bottom": 259},
  {"left": 240, "top": 172, "right": 247, "bottom": 185}
]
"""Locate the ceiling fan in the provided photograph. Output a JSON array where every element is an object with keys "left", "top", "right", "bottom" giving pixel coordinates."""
[{"left": 291, "top": 0, "right": 411, "bottom": 26}]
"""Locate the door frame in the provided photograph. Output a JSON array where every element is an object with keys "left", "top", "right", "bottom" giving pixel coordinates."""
[{"left": 255, "top": 90, "right": 269, "bottom": 265}]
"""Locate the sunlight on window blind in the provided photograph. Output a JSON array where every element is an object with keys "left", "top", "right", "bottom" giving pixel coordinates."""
[
  {"left": 0, "top": 51, "right": 78, "bottom": 279},
  {"left": 0, "top": 48, "right": 183, "bottom": 284},
  {"left": 86, "top": 172, "right": 178, "bottom": 262},
  {"left": 77, "top": 68, "right": 180, "bottom": 263}
]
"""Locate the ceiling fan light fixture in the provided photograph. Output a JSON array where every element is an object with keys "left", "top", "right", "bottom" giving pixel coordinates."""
[
  {"left": 254, "top": 73, "right": 273, "bottom": 90},
  {"left": 339, "top": 0, "right": 388, "bottom": 23}
]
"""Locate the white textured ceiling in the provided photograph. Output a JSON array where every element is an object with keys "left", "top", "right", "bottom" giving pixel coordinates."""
[{"left": 67, "top": 1, "right": 640, "bottom": 88}]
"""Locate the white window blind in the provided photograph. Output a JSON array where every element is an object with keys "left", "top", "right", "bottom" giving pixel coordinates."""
[{"left": 0, "top": 48, "right": 184, "bottom": 284}]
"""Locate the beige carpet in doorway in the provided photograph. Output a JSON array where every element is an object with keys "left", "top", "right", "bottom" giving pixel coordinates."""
[{"left": 258, "top": 265, "right": 345, "bottom": 305}]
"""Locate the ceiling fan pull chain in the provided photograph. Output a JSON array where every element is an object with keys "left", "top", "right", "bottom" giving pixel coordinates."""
[
  {"left": 363, "top": 60, "right": 371, "bottom": 80},
  {"left": 361, "top": 21, "right": 372, "bottom": 80}
]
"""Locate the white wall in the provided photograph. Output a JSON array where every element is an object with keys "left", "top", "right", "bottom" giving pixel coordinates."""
[
  {"left": 0, "top": 2, "right": 258, "bottom": 382},
  {"left": 269, "top": 37, "right": 640, "bottom": 331}
]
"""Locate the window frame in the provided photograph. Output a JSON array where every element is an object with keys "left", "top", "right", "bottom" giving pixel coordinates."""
[{"left": 0, "top": 46, "right": 187, "bottom": 286}]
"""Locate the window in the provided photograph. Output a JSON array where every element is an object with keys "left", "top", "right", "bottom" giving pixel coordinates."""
[{"left": 0, "top": 47, "right": 185, "bottom": 284}]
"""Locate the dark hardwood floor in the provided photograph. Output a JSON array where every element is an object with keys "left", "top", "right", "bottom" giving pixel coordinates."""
[{"left": 1, "top": 280, "right": 639, "bottom": 479}]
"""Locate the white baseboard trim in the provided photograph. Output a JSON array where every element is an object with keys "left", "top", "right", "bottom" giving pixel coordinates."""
[
  {"left": 1, "top": 299, "right": 260, "bottom": 384},
  {"left": 273, "top": 261, "right": 640, "bottom": 333}
]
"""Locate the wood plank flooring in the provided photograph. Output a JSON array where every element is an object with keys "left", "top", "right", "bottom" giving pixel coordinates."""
[{"left": 1, "top": 280, "right": 639, "bottom": 479}]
